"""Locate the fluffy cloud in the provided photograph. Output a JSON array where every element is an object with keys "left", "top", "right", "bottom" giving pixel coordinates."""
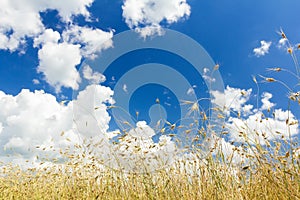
[
  {"left": 0, "top": 0, "right": 44, "bottom": 51},
  {"left": 73, "top": 84, "right": 114, "bottom": 138},
  {"left": 34, "top": 26, "right": 113, "bottom": 91},
  {"left": 37, "top": 42, "right": 82, "bottom": 92},
  {"left": 42, "top": 0, "right": 94, "bottom": 22},
  {"left": 253, "top": 40, "right": 272, "bottom": 57},
  {"left": 226, "top": 109, "right": 298, "bottom": 145},
  {"left": 260, "top": 92, "right": 275, "bottom": 111},
  {"left": 0, "top": 84, "right": 115, "bottom": 164},
  {"left": 33, "top": 29, "right": 61, "bottom": 48},
  {"left": 82, "top": 65, "right": 106, "bottom": 84},
  {"left": 0, "top": 89, "right": 74, "bottom": 161},
  {"left": 62, "top": 25, "right": 114, "bottom": 59},
  {"left": 0, "top": 0, "right": 115, "bottom": 92},
  {"left": 0, "top": 86, "right": 179, "bottom": 171},
  {"left": 122, "top": 0, "right": 191, "bottom": 37},
  {"left": 211, "top": 86, "right": 253, "bottom": 116},
  {"left": 102, "top": 121, "right": 176, "bottom": 172},
  {"left": 0, "top": 0, "right": 94, "bottom": 51},
  {"left": 212, "top": 86, "right": 299, "bottom": 145}
]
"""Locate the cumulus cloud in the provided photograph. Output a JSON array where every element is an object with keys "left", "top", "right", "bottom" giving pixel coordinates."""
[
  {"left": 122, "top": 0, "right": 191, "bottom": 37},
  {"left": 0, "top": 84, "right": 116, "bottom": 164},
  {"left": 82, "top": 65, "right": 106, "bottom": 84},
  {"left": 214, "top": 137, "right": 246, "bottom": 164},
  {"left": 37, "top": 42, "right": 82, "bottom": 92},
  {"left": 0, "top": 0, "right": 114, "bottom": 91},
  {"left": 73, "top": 84, "right": 114, "bottom": 138},
  {"left": 211, "top": 86, "right": 299, "bottom": 145},
  {"left": 33, "top": 29, "right": 61, "bottom": 48},
  {"left": 103, "top": 121, "right": 176, "bottom": 172},
  {"left": 0, "top": 0, "right": 94, "bottom": 51},
  {"left": 0, "top": 89, "right": 74, "bottom": 162},
  {"left": 260, "top": 92, "right": 275, "bottom": 111},
  {"left": 211, "top": 86, "right": 253, "bottom": 116},
  {"left": 0, "top": 86, "right": 179, "bottom": 171},
  {"left": 34, "top": 26, "right": 113, "bottom": 91},
  {"left": 62, "top": 25, "right": 114, "bottom": 59},
  {"left": 253, "top": 40, "right": 272, "bottom": 57},
  {"left": 226, "top": 109, "right": 298, "bottom": 145}
]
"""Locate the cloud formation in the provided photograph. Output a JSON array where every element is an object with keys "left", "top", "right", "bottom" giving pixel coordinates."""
[
  {"left": 122, "top": 0, "right": 191, "bottom": 37},
  {"left": 62, "top": 25, "right": 114, "bottom": 59},
  {"left": 37, "top": 42, "right": 82, "bottom": 92},
  {"left": 0, "top": 0, "right": 113, "bottom": 91},
  {"left": 211, "top": 86, "right": 299, "bottom": 145},
  {"left": 0, "top": 0, "right": 94, "bottom": 51},
  {"left": 0, "top": 84, "right": 115, "bottom": 165},
  {"left": 253, "top": 40, "right": 272, "bottom": 57}
]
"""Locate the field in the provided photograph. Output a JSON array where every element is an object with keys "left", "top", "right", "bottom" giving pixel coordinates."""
[
  {"left": 0, "top": 31, "right": 300, "bottom": 200},
  {"left": 0, "top": 142, "right": 299, "bottom": 199}
]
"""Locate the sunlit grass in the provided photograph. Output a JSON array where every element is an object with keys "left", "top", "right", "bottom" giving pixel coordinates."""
[
  {"left": 1, "top": 30, "right": 300, "bottom": 199},
  {"left": 0, "top": 146, "right": 299, "bottom": 199}
]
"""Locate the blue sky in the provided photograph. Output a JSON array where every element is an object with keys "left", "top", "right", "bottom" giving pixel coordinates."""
[
  {"left": 1, "top": 1, "right": 300, "bottom": 105},
  {"left": 0, "top": 0, "right": 299, "bottom": 166}
]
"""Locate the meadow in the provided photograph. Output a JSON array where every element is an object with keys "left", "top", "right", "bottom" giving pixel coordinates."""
[{"left": 0, "top": 30, "right": 299, "bottom": 200}]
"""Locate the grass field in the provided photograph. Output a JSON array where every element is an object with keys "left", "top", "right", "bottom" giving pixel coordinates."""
[
  {"left": 0, "top": 30, "right": 300, "bottom": 200},
  {"left": 0, "top": 143, "right": 299, "bottom": 199}
]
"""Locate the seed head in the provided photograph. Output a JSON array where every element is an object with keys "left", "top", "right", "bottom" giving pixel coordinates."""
[{"left": 266, "top": 77, "right": 275, "bottom": 82}]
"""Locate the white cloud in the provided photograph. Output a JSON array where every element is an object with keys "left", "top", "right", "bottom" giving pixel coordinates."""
[
  {"left": 203, "top": 67, "right": 216, "bottom": 83},
  {"left": 253, "top": 40, "right": 272, "bottom": 57},
  {"left": 34, "top": 26, "right": 114, "bottom": 91},
  {"left": 211, "top": 86, "right": 253, "bottom": 116},
  {"left": 0, "top": 0, "right": 44, "bottom": 51},
  {"left": 82, "top": 65, "right": 106, "bottom": 84},
  {"left": 73, "top": 84, "right": 114, "bottom": 138},
  {"left": 0, "top": 0, "right": 115, "bottom": 91},
  {"left": 226, "top": 109, "right": 298, "bottom": 145},
  {"left": 260, "top": 92, "right": 275, "bottom": 111},
  {"left": 37, "top": 42, "right": 82, "bottom": 92},
  {"left": 123, "top": 84, "right": 128, "bottom": 93},
  {"left": 0, "top": 89, "right": 74, "bottom": 160},
  {"left": 33, "top": 29, "right": 61, "bottom": 48},
  {"left": 0, "top": 0, "right": 95, "bottom": 51},
  {"left": 122, "top": 0, "right": 191, "bottom": 37},
  {"left": 1, "top": 85, "right": 297, "bottom": 169},
  {"left": 42, "top": 0, "right": 94, "bottom": 22},
  {"left": 0, "top": 84, "right": 115, "bottom": 164},
  {"left": 32, "top": 79, "right": 40, "bottom": 85},
  {"left": 62, "top": 25, "right": 114, "bottom": 59},
  {"left": 277, "top": 38, "right": 288, "bottom": 49},
  {"left": 105, "top": 121, "right": 176, "bottom": 172},
  {"left": 0, "top": 86, "right": 178, "bottom": 171},
  {"left": 212, "top": 86, "right": 299, "bottom": 145},
  {"left": 214, "top": 137, "right": 246, "bottom": 164}
]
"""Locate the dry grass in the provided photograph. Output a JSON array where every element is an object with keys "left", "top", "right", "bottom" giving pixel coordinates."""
[
  {"left": 1, "top": 30, "right": 300, "bottom": 200},
  {"left": 0, "top": 148, "right": 299, "bottom": 200}
]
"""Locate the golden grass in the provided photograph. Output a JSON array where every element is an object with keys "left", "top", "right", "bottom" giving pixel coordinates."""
[
  {"left": 0, "top": 143, "right": 299, "bottom": 200},
  {"left": 1, "top": 29, "right": 300, "bottom": 200}
]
